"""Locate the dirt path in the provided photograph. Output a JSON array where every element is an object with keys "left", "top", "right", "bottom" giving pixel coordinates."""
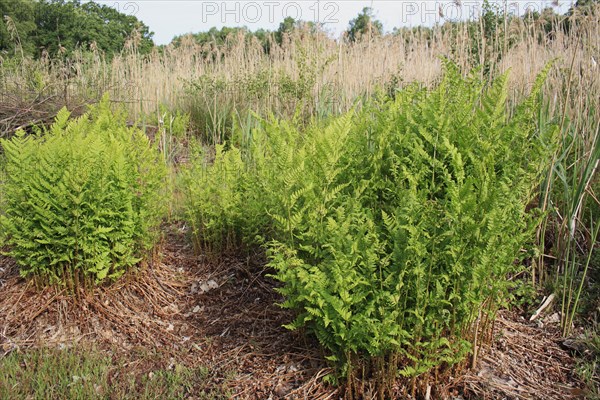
[{"left": 0, "top": 223, "right": 584, "bottom": 399}]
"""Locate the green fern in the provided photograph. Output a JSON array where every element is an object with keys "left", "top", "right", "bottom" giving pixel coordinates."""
[
  {"left": 181, "top": 62, "right": 557, "bottom": 395},
  {"left": 0, "top": 95, "right": 167, "bottom": 289}
]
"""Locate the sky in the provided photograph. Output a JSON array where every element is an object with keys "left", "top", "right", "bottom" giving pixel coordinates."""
[{"left": 96, "top": 1, "right": 572, "bottom": 45}]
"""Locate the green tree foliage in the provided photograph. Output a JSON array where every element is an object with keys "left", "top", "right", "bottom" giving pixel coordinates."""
[
  {"left": 170, "top": 18, "right": 324, "bottom": 51},
  {"left": 525, "top": 7, "right": 563, "bottom": 37},
  {"left": 35, "top": 0, "right": 154, "bottom": 56},
  {"left": 275, "top": 18, "right": 323, "bottom": 44},
  {"left": 170, "top": 26, "right": 275, "bottom": 54},
  {"left": 0, "top": 0, "right": 37, "bottom": 56},
  {"left": 568, "top": 0, "right": 600, "bottom": 15},
  {"left": 275, "top": 16, "right": 296, "bottom": 44},
  {"left": 0, "top": 0, "right": 154, "bottom": 58},
  {"left": 346, "top": 7, "right": 383, "bottom": 42},
  {"left": 171, "top": 26, "right": 251, "bottom": 48},
  {"left": 181, "top": 62, "right": 557, "bottom": 396},
  {"left": 0, "top": 96, "right": 167, "bottom": 289}
]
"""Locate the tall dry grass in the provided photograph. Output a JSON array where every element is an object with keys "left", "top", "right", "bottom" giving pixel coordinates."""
[
  {"left": 109, "top": 9, "right": 596, "bottom": 122},
  {"left": 0, "top": 6, "right": 596, "bottom": 123}
]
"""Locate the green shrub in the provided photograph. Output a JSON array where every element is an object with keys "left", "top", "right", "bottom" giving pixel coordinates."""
[
  {"left": 0, "top": 96, "right": 167, "bottom": 288},
  {"left": 182, "top": 62, "right": 557, "bottom": 395},
  {"left": 264, "top": 63, "right": 557, "bottom": 389},
  {"left": 181, "top": 143, "right": 246, "bottom": 256},
  {"left": 179, "top": 114, "right": 323, "bottom": 257}
]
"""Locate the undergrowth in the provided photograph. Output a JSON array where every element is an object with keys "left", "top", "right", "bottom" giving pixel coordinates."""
[
  {"left": 575, "top": 330, "right": 600, "bottom": 399},
  {"left": 0, "top": 347, "right": 225, "bottom": 400},
  {"left": 181, "top": 62, "right": 558, "bottom": 398},
  {"left": 0, "top": 96, "right": 167, "bottom": 290}
]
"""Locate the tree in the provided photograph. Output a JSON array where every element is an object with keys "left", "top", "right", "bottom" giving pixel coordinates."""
[
  {"left": 346, "top": 7, "right": 383, "bottom": 42},
  {"left": 275, "top": 16, "right": 296, "bottom": 44},
  {"left": 170, "top": 26, "right": 281, "bottom": 54},
  {"left": 526, "top": 7, "right": 563, "bottom": 37},
  {"left": 171, "top": 26, "right": 252, "bottom": 48},
  {"left": 567, "top": 0, "right": 599, "bottom": 16},
  {"left": 0, "top": 0, "right": 36, "bottom": 56},
  {"left": 80, "top": 1, "right": 153, "bottom": 54},
  {"left": 33, "top": 0, "right": 153, "bottom": 57},
  {"left": 0, "top": 0, "right": 154, "bottom": 58}
]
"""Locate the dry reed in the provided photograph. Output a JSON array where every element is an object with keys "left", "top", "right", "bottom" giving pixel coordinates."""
[{"left": 0, "top": 6, "right": 597, "bottom": 124}]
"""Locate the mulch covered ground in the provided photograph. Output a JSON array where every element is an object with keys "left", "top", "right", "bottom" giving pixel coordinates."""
[{"left": 0, "top": 222, "right": 585, "bottom": 399}]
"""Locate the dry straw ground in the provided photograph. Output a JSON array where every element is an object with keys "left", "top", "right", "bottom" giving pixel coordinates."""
[{"left": 0, "top": 223, "right": 581, "bottom": 399}]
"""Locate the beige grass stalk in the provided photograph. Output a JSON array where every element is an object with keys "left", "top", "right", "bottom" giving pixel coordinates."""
[{"left": 1, "top": 6, "right": 597, "bottom": 133}]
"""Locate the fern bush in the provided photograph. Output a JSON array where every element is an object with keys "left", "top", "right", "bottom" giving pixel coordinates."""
[
  {"left": 179, "top": 116, "right": 305, "bottom": 256},
  {"left": 271, "top": 64, "right": 554, "bottom": 379},
  {"left": 182, "top": 63, "right": 557, "bottom": 394},
  {"left": 181, "top": 143, "right": 247, "bottom": 255},
  {"left": 0, "top": 96, "right": 167, "bottom": 289}
]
